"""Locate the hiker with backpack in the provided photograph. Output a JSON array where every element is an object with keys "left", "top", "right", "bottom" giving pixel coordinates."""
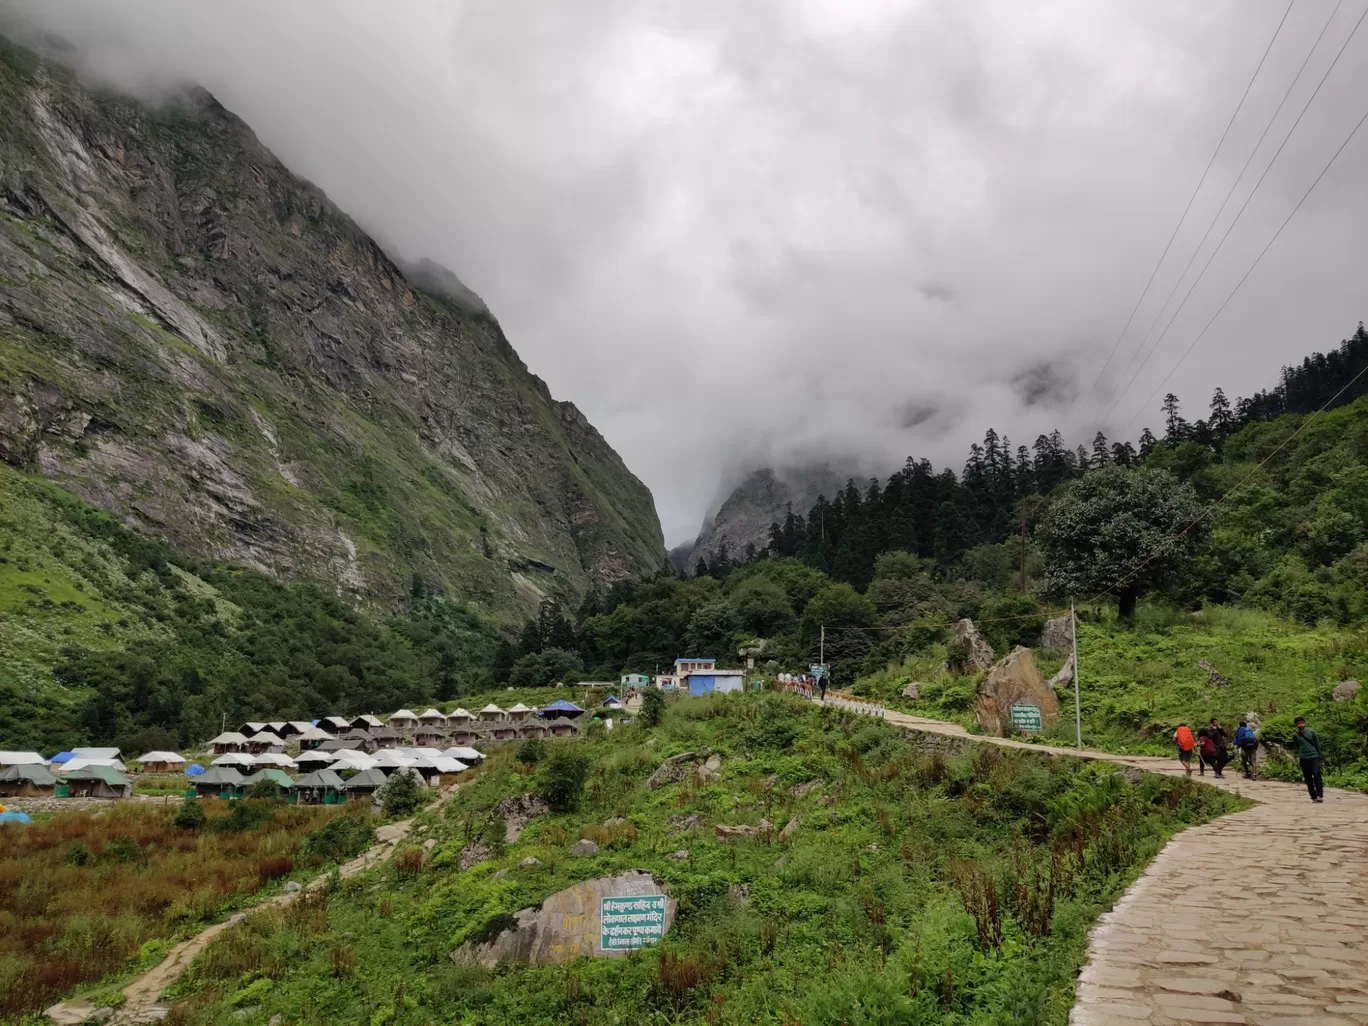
[
  {"left": 1174, "top": 723, "right": 1196, "bottom": 776},
  {"left": 1233, "top": 720, "right": 1259, "bottom": 779}
]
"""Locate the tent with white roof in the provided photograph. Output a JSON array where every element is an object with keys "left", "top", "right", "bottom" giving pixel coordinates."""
[
  {"left": 252, "top": 752, "right": 297, "bottom": 768},
  {"left": 59, "top": 757, "right": 128, "bottom": 774},
  {"left": 0, "top": 751, "right": 48, "bottom": 768},
  {"left": 211, "top": 752, "right": 256, "bottom": 767},
  {"left": 440, "top": 746, "right": 484, "bottom": 762},
  {"left": 136, "top": 751, "right": 186, "bottom": 773}
]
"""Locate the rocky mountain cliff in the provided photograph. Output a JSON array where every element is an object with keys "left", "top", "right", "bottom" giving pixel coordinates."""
[
  {"left": 680, "top": 464, "right": 849, "bottom": 570},
  {"left": 0, "top": 37, "right": 665, "bottom": 617}
]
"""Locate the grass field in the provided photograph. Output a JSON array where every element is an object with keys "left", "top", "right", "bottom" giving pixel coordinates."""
[
  {"left": 162, "top": 693, "right": 1243, "bottom": 1026},
  {"left": 0, "top": 799, "right": 375, "bottom": 1021},
  {"left": 854, "top": 604, "right": 1368, "bottom": 790}
]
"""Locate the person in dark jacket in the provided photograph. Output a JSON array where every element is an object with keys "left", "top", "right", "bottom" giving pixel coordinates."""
[
  {"left": 1293, "top": 717, "right": 1324, "bottom": 802},
  {"left": 1233, "top": 720, "right": 1259, "bottom": 779},
  {"left": 1207, "top": 719, "right": 1230, "bottom": 778},
  {"left": 1196, "top": 728, "right": 1217, "bottom": 777}
]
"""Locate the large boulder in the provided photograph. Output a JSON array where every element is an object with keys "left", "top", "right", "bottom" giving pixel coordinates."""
[
  {"left": 974, "top": 647, "right": 1061, "bottom": 737},
  {"left": 648, "top": 752, "right": 698, "bottom": 788},
  {"left": 953, "top": 619, "right": 996, "bottom": 672},
  {"left": 1040, "top": 612, "right": 1076, "bottom": 653},
  {"left": 1332, "top": 680, "right": 1362, "bottom": 703},
  {"left": 1049, "top": 653, "right": 1075, "bottom": 690},
  {"left": 1197, "top": 659, "right": 1230, "bottom": 687},
  {"left": 451, "top": 871, "right": 675, "bottom": 967},
  {"left": 496, "top": 794, "right": 549, "bottom": 843}
]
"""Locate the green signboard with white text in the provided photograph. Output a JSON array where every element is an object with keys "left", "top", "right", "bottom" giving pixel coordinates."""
[
  {"left": 601, "top": 895, "right": 668, "bottom": 951},
  {"left": 1010, "top": 704, "right": 1043, "bottom": 733}
]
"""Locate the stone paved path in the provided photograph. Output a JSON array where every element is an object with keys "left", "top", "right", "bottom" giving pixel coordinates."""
[{"left": 822, "top": 699, "right": 1368, "bottom": 1026}]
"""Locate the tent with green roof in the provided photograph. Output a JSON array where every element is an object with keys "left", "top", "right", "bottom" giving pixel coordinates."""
[{"left": 62, "top": 764, "right": 132, "bottom": 798}]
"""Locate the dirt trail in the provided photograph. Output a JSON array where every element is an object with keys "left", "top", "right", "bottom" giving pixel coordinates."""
[
  {"left": 45, "top": 792, "right": 455, "bottom": 1026},
  {"left": 823, "top": 698, "right": 1368, "bottom": 1025}
]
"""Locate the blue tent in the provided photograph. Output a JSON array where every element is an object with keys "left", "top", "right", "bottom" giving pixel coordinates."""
[
  {"left": 538, "top": 699, "right": 585, "bottom": 718},
  {"left": 50, "top": 751, "right": 75, "bottom": 764},
  {"left": 184, "top": 763, "right": 206, "bottom": 776},
  {"left": 602, "top": 695, "right": 622, "bottom": 707},
  {"left": 0, "top": 810, "right": 32, "bottom": 824}
]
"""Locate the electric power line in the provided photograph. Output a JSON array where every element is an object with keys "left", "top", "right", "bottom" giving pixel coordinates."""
[
  {"left": 1104, "top": 1, "right": 1368, "bottom": 436},
  {"left": 1065, "top": 0, "right": 1298, "bottom": 438},
  {"left": 1101, "top": 0, "right": 1348, "bottom": 416}
]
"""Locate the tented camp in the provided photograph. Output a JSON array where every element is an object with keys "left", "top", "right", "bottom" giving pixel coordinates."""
[
  {"left": 370, "top": 725, "right": 403, "bottom": 747},
  {"left": 72, "top": 747, "right": 121, "bottom": 761},
  {"left": 277, "top": 721, "right": 312, "bottom": 739},
  {"left": 519, "top": 722, "right": 548, "bottom": 739},
  {"left": 136, "top": 751, "right": 187, "bottom": 773},
  {"left": 193, "top": 766, "right": 245, "bottom": 797},
  {"left": 319, "top": 716, "right": 352, "bottom": 735},
  {"left": 319, "top": 737, "right": 367, "bottom": 754},
  {"left": 506, "top": 703, "right": 534, "bottom": 722},
  {"left": 63, "top": 765, "right": 132, "bottom": 798},
  {"left": 246, "top": 732, "right": 285, "bottom": 754},
  {"left": 388, "top": 709, "right": 420, "bottom": 732},
  {"left": 208, "top": 732, "right": 250, "bottom": 754},
  {"left": 540, "top": 700, "right": 584, "bottom": 736},
  {"left": 252, "top": 752, "right": 297, "bottom": 769},
  {"left": 0, "top": 763, "right": 58, "bottom": 796},
  {"left": 477, "top": 704, "right": 506, "bottom": 723},
  {"left": 211, "top": 753, "right": 256, "bottom": 768},
  {"left": 240, "top": 768, "right": 294, "bottom": 795},
  {"left": 350, "top": 714, "right": 385, "bottom": 732},
  {"left": 291, "top": 768, "right": 346, "bottom": 804},
  {"left": 447, "top": 708, "right": 475, "bottom": 724},
  {"left": 417, "top": 708, "right": 447, "bottom": 727},
  {"left": 342, "top": 767, "right": 388, "bottom": 795},
  {"left": 239, "top": 722, "right": 270, "bottom": 738},
  {"left": 449, "top": 727, "right": 480, "bottom": 746},
  {"left": 294, "top": 750, "right": 337, "bottom": 771},
  {"left": 440, "top": 746, "right": 485, "bottom": 763},
  {"left": 414, "top": 726, "right": 447, "bottom": 747},
  {"left": 0, "top": 751, "right": 47, "bottom": 768},
  {"left": 60, "top": 757, "right": 128, "bottom": 774},
  {"left": 294, "top": 726, "right": 331, "bottom": 750}
]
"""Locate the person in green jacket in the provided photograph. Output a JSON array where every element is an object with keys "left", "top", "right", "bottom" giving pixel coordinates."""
[{"left": 1294, "top": 717, "right": 1324, "bottom": 803}]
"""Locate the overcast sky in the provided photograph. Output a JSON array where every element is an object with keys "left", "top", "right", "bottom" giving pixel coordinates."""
[{"left": 10, "top": 0, "right": 1368, "bottom": 544}]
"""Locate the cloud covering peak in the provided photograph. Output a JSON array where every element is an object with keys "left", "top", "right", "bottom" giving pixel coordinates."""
[{"left": 10, "top": 0, "right": 1367, "bottom": 543}]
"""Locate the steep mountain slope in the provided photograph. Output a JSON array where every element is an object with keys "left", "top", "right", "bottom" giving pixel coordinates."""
[
  {"left": 0, "top": 37, "right": 665, "bottom": 617},
  {"left": 682, "top": 465, "right": 848, "bottom": 570}
]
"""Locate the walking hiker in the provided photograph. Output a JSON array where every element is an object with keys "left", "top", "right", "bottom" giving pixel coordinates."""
[
  {"left": 818, "top": 676, "right": 828, "bottom": 702},
  {"left": 1293, "top": 717, "right": 1324, "bottom": 803},
  {"left": 1207, "top": 719, "right": 1230, "bottom": 778},
  {"left": 1174, "top": 723, "right": 1196, "bottom": 776},
  {"left": 1196, "top": 728, "right": 1217, "bottom": 777},
  {"left": 1233, "top": 720, "right": 1259, "bottom": 779}
]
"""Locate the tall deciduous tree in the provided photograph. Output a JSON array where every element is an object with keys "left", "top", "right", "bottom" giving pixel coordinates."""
[{"left": 1036, "top": 466, "right": 1207, "bottom": 618}]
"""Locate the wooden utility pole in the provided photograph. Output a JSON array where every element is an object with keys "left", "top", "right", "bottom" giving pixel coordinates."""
[{"left": 1071, "top": 600, "right": 1082, "bottom": 748}]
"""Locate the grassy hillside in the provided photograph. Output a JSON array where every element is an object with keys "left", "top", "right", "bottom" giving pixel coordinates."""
[
  {"left": 855, "top": 604, "right": 1368, "bottom": 789},
  {"left": 164, "top": 693, "right": 1241, "bottom": 1026},
  {"left": 0, "top": 462, "right": 504, "bottom": 752}
]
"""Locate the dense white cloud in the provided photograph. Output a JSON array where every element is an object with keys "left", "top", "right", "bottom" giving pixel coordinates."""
[{"left": 9, "top": 0, "right": 1368, "bottom": 543}]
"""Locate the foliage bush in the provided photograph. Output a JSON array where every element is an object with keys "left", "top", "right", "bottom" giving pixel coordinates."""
[
  {"left": 638, "top": 686, "right": 666, "bottom": 728},
  {"left": 515, "top": 738, "right": 545, "bottom": 765},
  {"left": 299, "top": 812, "right": 376, "bottom": 863},
  {"left": 378, "top": 770, "right": 427, "bottom": 819},
  {"left": 539, "top": 750, "right": 590, "bottom": 812},
  {"left": 172, "top": 795, "right": 206, "bottom": 830}
]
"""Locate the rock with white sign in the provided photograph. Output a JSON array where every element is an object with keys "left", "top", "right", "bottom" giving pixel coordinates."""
[
  {"left": 451, "top": 871, "right": 675, "bottom": 967},
  {"left": 974, "top": 647, "right": 1061, "bottom": 737}
]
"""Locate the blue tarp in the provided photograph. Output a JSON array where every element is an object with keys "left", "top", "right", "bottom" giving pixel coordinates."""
[
  {"left": 602, "top": 695, "right": 622, "bottom": 706},
  {"left": 688, "top": 675, "right": 716, "bottom": 697},
  {"left": 184, "top": 763, "right": 206, "bottom": 776},
  {"left": 0, "top": 811, "right": 32, "bottom": 824},
  {"left": 50, "top": 751, "right": 74, "bottom": 764},
  {"left": 539, "top": 700, "right": 585, "bottom": 717}
]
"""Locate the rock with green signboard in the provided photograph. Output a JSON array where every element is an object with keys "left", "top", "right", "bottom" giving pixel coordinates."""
[{"left": 974, "top": 647, "right": 1061, "bottom": 736}]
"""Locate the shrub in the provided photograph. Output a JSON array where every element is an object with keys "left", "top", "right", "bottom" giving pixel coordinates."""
[
  {"left": 245, "top": 779, "right": 283, "bottom": 801},
  {"left": 393, "top": 846, "right": 425, "bottom": 878},
  {"left": 379, "top": 771, "right": 427, "bottom": 818},
  {"left": 66, "top": 842, "right": 92, "bottom": 866},
  {"left": 257, "top": 856, "right": 293, "bottom": 882},
  {"left": 516, "top": 738, "right": 545, "bottom": 765},
  {"left": 300, "top": 814, "right": 376, "bottom": 862},
  {"left": 211, "top": 800, "right": 275, "bottom": 834},
  {"left": 104, "top": 836, "right": 142, "bottom": 864},
  {"left": 639, "top": 687, "right": 666, "bottom": 728},
  {"left": 540, "top": 751, "right": 590, "bottom": 812},
  {"left": 172, "top": 797, "right": 206, "bottom": 830}
]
